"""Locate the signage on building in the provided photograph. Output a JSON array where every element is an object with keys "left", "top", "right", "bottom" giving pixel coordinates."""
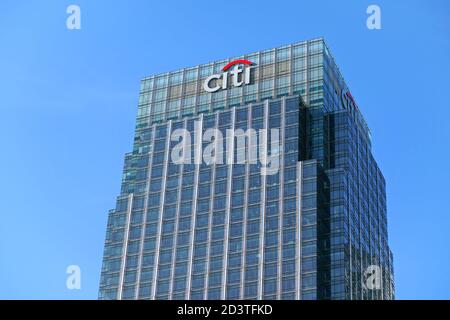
[
  {"left": 203, "top": 59, "right": 255, "bottom": 93},
  {"left": 341, "top": 89, "right": 360, "bottom": 112}
]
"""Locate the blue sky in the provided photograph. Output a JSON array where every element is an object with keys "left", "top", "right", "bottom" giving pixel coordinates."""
[{"left": 0, "top": 0, "right": 449, "bottom": 299}]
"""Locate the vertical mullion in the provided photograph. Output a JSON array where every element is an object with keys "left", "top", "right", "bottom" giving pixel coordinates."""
[
  {"left": 135, "top": 124, "right": 156, "bottom": 299},
  {"left": 168, "top": 118, "right": 187, "bottom": 299},
  {"left": 296, "top": 161, "right": 303, "bottom": 300},
  {"left": 118, "top": 193, "right": 133, "bottom": 299},
  {"left": 150, "top": 121, "right": 172, "bottom": 299},
  {"left": 257, "top": 99, "right": 269, "bottom": 299},
  {"left": 186, "top": 114, "right": 203, "bottom": 298},
  {"left": 277, "top": 97, "right": 286, "bottom": 299},
  {"left": 205, "top": 112, "right": 219, "bottom": 299}
]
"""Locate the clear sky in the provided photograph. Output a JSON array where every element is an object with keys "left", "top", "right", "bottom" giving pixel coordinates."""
[{"left": 0, "top": 0, "right": 449, "bottom": 300}]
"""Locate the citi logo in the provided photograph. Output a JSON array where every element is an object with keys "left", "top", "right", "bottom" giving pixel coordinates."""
[
  {"left": 203, "top": 59, "right": 255, "bottom": 93},
  {"left": 341, "top": 89, "right": 360, "bottom": 112}
]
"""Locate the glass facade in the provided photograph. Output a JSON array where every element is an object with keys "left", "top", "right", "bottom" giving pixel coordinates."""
[{"left": 99, "top": 38, "right": 394, "bottom": 300}]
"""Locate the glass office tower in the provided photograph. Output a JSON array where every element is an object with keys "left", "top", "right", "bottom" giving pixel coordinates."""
[{"left": 99, "top": 38, "right": 395, "bottom": 300}]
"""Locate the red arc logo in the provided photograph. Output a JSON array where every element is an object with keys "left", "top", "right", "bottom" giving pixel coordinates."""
[{"left": 221, "top": 59, "right": 254, "bottom": 71}]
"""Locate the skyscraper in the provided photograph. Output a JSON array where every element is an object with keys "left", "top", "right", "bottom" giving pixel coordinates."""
[{"left": 99, "top": 38, "right": 395, "bottom": 300}]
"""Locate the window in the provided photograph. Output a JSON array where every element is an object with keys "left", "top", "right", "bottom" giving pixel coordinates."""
[
  {"left": 185, "top": 69, "right": 197, "bottom": 81},
  {"left": 236, "top": 108, "right": 248, "bottom": 122},
  {"left": 277, "top": 75, "right": 289, "bottom": 88},
  {"left": 247, "top": 206, "right": 260, "bottom": 220},
  {"left": 227, "top": 269, "right": 241, "bottom": 284},
  {"left": 226, "top": 285, "right": 240, "bottom": 299},
  {"left": 277, "top": 47, "right": 290, "bottom": 61},
  {"left": 232, "top": 177, "right": 245, "bottom": 192},
  {"left": 155, "top": 75, "right": 168, "bottom": 88},
  {"left": 261, "top": 51, "right": 275, "bottom": 64},
  {"left": 263, "top": 279, "right": 277, "bottom": 294},
  {"left": 208, "top": 272, "right": 222, "bottom": 287},
  {"left": 215, "top": 180, "right": 227, "bottom": 194},
  {"left": 244, "top": 283, "right": 258, "bottom": 298},
  {"left": 247, "top": 220, "right": 260, "bottom": 235},
  {"left": 230, "top": 223, "right": 243, "bottom": 238},
  {"left": 140, "top": 268, "right": 153, "bottom": 282}
]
